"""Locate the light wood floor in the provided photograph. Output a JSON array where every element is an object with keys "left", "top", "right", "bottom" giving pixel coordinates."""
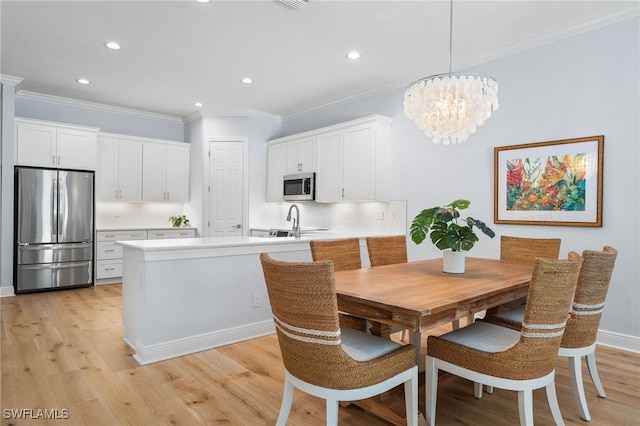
[{"left": 2, "top": 284, "right": 639, "bottom": 425}]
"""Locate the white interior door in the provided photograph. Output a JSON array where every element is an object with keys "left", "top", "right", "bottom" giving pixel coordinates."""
[{"left": 208, "top": 141, "right": 244, "bottom": 237}]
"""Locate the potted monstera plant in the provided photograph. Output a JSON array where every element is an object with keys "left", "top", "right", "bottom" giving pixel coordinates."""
[{"left": 410, "top": 199, "right": 495, "bottom": 273}]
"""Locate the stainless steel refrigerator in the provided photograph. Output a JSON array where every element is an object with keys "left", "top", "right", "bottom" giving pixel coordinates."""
[{"left": 15, "top": 167, "right": 94, "bottom": 293}]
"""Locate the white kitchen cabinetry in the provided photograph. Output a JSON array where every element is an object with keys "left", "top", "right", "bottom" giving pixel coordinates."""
[
  {"left": 147, "top": 228, "right": 196, "bottom": 239},
  {"left": 15, "top": 118, "right": 98, "bottom": 170},
  {"left": 95, "top": 228, "right": 196, "bottom": 281},
  {"left": 266, "top": 137, "right": 316, "bottom": 202},
  {"left": 316, "top": 117, "right": 392, "bottom": 202},
  {"left": 287, "top": 137, "right": 316, "bottom": 173},
  {"left": 95, "top": 230, "right": 148, "bottom": 280},
  {"left": 96, "top": 135, "right": 143, "bottom": 201},
  {"left": 142, "top": 141, "right": 190, "bottom": 202},
  {"left": 266, "top": 115, "right": 391, "bottom": 203},
  {"left": 266, "top": 142, "right": 288, "bottom": 202}
]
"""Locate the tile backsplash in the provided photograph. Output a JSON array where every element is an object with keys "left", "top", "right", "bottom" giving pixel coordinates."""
[
  {"left": 265, "top": 200, "right": 407, "bottom": 235},
  {"left": 96, "top": 202, "right": 187, "bottom": 229}
]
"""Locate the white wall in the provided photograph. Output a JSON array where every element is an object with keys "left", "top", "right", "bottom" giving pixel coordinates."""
[{"left": 281, "top": 17, "right": 640, "bottom": 342}]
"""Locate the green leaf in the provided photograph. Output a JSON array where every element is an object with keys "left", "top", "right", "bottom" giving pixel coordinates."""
[{"left": 447, "top": 199, "right": 471, "bottom": 210}]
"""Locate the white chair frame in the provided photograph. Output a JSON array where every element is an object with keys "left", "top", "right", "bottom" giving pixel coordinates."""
[
  {"left": 426, "top": 356, "right": 564, "bottom": 426},
  {"left": 277, "top": 366, "right": 419, "bottom": 426},
  {"left": 484, "top": 342, "right": 605, "bottom": 421},
  {"left": 559, "top": 342, "right": 606, "bottom": 421}
]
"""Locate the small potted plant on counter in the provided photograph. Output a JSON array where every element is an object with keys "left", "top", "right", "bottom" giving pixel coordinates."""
[
  {"left": 409, "top": 199, "right": 495, "bottom": 273},
  {"left": 169, "top": 215, "right": 190, "bottom": 228}
]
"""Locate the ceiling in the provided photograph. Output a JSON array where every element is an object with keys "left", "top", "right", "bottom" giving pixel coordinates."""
[{"left": 2, "top": 1, "right": 638, "bottom": 121}]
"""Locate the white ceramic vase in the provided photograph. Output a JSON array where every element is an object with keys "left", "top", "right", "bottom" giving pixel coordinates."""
[{"left": 443, "top": 249, "right": 466, "bottom": 273}]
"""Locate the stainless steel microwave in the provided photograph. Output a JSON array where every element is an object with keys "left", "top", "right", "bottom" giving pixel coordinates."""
[{"left": 283, "top": 172, "right": 315, "bottom": 201}]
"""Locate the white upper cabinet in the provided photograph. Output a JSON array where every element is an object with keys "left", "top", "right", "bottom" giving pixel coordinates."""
[
  {"left": 266, "top": 136, "right": 317, "bottom": 202},
  {"left": 15, "top": 118, "right": 98, "bottom": 170},
  {"left": 268, "top": 115, "right": 392, "bottom": 203},
  {"left": 266, "top": 142, "right": 288, "bottom": 202},
  {"left": 142, "top": 141, "right": 190, "bottom": 202},
  {"left": 287, "top": 137, "right": 316, "bottom": 173},
  {"left": 97, "top": 133, "right": 189, "bottom": 203},
  {"left": 96, "top": 135, "right": 143, "bottom": 201}
]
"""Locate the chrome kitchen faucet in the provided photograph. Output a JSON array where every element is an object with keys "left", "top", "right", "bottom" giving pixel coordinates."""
[{"left": 286, "top": 204, "right": 300, "bottom": 239}]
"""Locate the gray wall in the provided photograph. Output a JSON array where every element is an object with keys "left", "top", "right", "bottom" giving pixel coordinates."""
[
  {"left": 281, "top": 17, "right": 640, "bottom": 340},
  {"left": 15, "top": 96, "right": 184, "bottom": 141}
]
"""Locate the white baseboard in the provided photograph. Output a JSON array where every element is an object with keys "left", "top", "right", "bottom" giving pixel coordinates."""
[
  {"left": 0, "top": 286, "right": 15, "bottom": 297},
  {"left": 597, "top": 329, "right": 640, "bottom": 354},
  {"left": 129, "top": 320, "right": 276, "bottom": 365}
]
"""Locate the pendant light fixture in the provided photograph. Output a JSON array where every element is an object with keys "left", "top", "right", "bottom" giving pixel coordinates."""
[{"left": 404, "top": 0, "right": 499, "bottom": 145}]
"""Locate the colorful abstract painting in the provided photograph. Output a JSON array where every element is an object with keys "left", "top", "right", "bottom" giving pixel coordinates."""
[
  {"left": 506, "top": 154, "right": 587, "bottom": 211},
  {"left": 494, "top": 136, "right": 603, "bottom": 227}
]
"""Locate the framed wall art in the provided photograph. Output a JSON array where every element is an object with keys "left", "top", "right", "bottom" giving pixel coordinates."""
[{"left": 494, "top": 136, "right": 603, "bottom": 227}]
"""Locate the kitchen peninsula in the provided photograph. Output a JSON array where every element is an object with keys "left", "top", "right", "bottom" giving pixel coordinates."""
[{"left": 117, "top": 234, "right": 380, "bottom": 365}]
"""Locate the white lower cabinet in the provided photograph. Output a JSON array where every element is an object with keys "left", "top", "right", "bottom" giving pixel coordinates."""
[
  {"left": 95, "top": 228, "right": 196, "bottom": 281},
  {"left": 147, "top": 229, "right": 196, "bottom": 239},
  {"left": 96, "top": 230, "right": 147, "bottom": 280}
]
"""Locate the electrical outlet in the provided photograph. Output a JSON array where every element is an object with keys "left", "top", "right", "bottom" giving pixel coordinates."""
[
  {"left": 377, "top": 210, "right": 385, "bottom": 220},
  {"left": 252, "top": 293, "right": 261, "bottom": 308}
]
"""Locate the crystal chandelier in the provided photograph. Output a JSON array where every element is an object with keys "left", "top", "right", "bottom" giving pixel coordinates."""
[{"left": 404, "top": 0, "right": 499, "bottom": 145}]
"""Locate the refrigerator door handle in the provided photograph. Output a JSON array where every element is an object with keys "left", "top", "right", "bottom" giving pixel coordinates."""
[
  {"left": 58, "top": 176, "right": 67, "bottom": 241},
  {"left": 52, "top": 176, "right": 59, "bottom": 240}
]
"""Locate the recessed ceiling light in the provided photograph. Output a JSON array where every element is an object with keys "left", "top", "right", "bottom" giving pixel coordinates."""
[
  {"left": 195, "top": 0, "right": 211, "bottom": 3},
  {"left": 241, "top": 77, "right": 253, "bottom": 84},
  {"left": 104, "top": 41, "right": 121, "bottom": 50},
  {"left": 76, "top": 78, "right": 90, "bottom": 85},
  {"left": 194, "top": 102, "right": 203, "bottom": 107},
  {"left": 346, "top": 50, "right": 361, "bottom": 60}
]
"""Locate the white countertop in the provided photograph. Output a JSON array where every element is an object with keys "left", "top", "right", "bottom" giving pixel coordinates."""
[{"left": 116, "top": 231, "right": 400, "bottom": 260}]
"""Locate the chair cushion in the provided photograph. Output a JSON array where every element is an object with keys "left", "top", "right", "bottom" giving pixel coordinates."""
[
  {"left": 341, "top": 327, "right": 403, "bottom": 361},
  {"left": 438, "top": 321, "right": 521, "bottom": 353},
  {"left": 494, "top": 306, "right": 525, "bottom": 323}
]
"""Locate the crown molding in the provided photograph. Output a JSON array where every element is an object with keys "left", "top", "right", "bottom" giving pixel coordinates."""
[
  {"left": 185, "top": 108, "right": 281, "bottom": 124},
  {"left": 16, "top": 91, "right": 184, "bottom": 125},
  {"left": 0, "top": 74, "right": 24, "bottom": 88}
]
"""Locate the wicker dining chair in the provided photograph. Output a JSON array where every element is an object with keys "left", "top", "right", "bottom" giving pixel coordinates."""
[
  {"left": 310, "top": 238, "right": 362, "bottom": 271},
  {"left": 500, "top": 235, "right": 562, "bottom": 263},
  {"left": 309, "top": 238, "right": 367, "bottom": 331},
  {"left": 425, "top": 254, "right": 582, "bottom": 426},
  {"left": 483, "top": 246, "right": 618, "bottom": 421},
  {"left": 259, "top": 253, "right": 418, "bottom": 426},
  {"left": 489, "top": 236, "right": 562, "bottom": 314},
  {"left": 366, "top": 235, "right": 410, "bottom": 341},
  {"left": 366, "top": 235, "right": 408, "bottom": 267}
]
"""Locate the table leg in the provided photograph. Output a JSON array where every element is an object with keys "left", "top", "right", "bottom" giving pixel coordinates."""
[{"left": 409, "top": 330, "right": 422, "bottom": 365}]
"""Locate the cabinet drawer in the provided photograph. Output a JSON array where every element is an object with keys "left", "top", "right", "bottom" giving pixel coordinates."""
[
  {"left": 96, "top": 259, "right": 123, "bottom": 279},
  {"left": 96, "top": 242, "right": 123, "bottom": 260},
  {"left": 96, "top": 230, "right": 147, "bottom": 242},
  {"left": 147, "top": 229, "right": 196, "bottom": 239}
]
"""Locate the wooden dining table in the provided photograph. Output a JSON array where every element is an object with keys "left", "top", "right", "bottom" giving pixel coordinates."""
[
  {"left": 333, "top": 257, "right": 534, "bottom": 425},
  {"left": 334, "top": 257, "right": 534, "bottom": 363}
]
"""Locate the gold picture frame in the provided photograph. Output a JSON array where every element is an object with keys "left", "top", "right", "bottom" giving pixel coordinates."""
[{"left": 494, "top": 136, "right": 604, "bottom": 227}]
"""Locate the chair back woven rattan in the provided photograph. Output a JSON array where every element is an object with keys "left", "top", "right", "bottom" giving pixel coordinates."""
[
  {"left": 562, "top": 246, "right": 618, "bottom": 349},
  {"left": 259, "top": 253, "right": 415, "bottom": 390},
  {"left": 309, "top": 238, "right": 361, "bottom": 272},
  {"left": 366, "top": 235, "right": 408, "bottom": 267},
  {"left": 500, "top": 235, "right": 561, "bottom": 263}
]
